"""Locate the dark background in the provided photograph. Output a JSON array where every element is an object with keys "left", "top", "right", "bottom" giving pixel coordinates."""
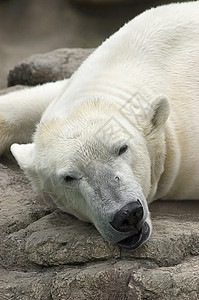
[{"left": 0, "top": 0, "right": 188, "bottom": 88}]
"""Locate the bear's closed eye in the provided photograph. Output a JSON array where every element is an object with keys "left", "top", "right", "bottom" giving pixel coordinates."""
[
  {"left": 64, "top": 175, "right": 75, "bottom": 183},
  {"left": 118, "top": 145, "right": 128, "bottom": 155}
]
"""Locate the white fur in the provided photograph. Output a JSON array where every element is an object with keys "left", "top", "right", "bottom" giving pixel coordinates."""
[
  {"left": 0, "top": 80, "right": 67, "bottom": 155},
  {"left": 1, "top": 2, "right": 199, "bottom": 246}
]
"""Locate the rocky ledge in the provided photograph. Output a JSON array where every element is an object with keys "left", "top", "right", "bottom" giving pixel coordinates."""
[{"left": 1, "top": 48, "right": 199, "bottom": 299}]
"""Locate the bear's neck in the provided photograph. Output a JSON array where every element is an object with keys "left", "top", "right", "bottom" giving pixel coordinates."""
[{"left": 154, "top": 122, "right": 180, "bottom": 200}]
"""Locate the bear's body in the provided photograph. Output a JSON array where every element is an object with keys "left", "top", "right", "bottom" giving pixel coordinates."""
[{"left": 0, "top": 2, "right": 199, "bottom": 249}]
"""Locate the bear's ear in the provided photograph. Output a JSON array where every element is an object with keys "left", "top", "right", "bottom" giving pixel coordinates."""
[
  {"left": 10, "top": 143, "right": 35, "bottom": 171},
  {"left": 146, "top": 95, "right": 170, "bottom": 134}
]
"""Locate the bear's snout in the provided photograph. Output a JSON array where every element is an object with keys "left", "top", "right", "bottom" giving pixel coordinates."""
[
  {"left": 110, "top": 200, "right": 143, "bottom": 233},
  {"left": 108, "top": 200, "right": 150, "bottom": 250}
]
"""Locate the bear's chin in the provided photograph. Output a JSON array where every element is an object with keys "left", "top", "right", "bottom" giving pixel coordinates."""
[{"left": 117, "top": 222, "right": 150, "bottom": 250}]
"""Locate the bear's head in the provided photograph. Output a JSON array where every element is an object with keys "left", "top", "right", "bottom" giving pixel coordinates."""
[{"left": 11, "top": 95, "right": 169, "bottom": 250}]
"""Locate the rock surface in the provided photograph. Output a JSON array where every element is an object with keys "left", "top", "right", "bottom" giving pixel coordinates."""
[
  {"left": 8, "top": 48, "right": 94, "bottom": 86},
  {"left": 0, "top": 49, "right": 199, "bottom": 299}
]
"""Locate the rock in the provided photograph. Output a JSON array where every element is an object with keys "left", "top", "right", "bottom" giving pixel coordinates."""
[
  {"left": 26, "top": 228, "right": 119, "bottom": 266},
  {"left": 25, "top": 212, "right": 120, "bottom": 266},
  {"left": 128, "top": 256, "right": 199, "bottom": 300},
  {"left": 0, "top": 159, "right": 52, "bottom": 241},
  {"left": 4, "top": 212, "right": 197, "bottom": 268},
  {"left": 51, "top": 257, "right": 199, "bottom": 299},
  {"left": 0, "top": 269, "right": 53, "bottom": 300},
  {"left": 0, "top": 158, "right": 53, "bottom": 269},
  {"left": 51, "top": 260, "right": 156, "bottom": 300},
  {"left": 121, "top": 218, "right": 199, "bottom": 267},
  {"left": 7, "top": 48, "right": 94, "bottom": 87}
]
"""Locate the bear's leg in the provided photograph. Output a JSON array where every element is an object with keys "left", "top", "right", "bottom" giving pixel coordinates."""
[{"left": 0, "top": 79, "right": 68, "bottom": 156}]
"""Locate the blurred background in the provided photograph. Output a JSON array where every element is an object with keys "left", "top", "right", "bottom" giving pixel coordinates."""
[{"left": 0, "top": 0, "right": 185, "bottom": 88}]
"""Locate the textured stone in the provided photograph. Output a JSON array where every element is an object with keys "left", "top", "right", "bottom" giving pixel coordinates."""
[
  {"left": 121, "top": 218, "right": 199, "bottom": 267},
  {"left": 25, "top": 217, "right": 120, "bottom": 266},
  {"left": 0, "top": 158, "right": 53, "bottom": 269},
  {"left": 51, "top": 257, "right": 199, "bottom": 300},
  {"left": 2, "top": 204, "right": 198, "bottom": 269},
  {"left": 0, "top": 269, "right": 53, "bottom": 300},
  {"left": 128, "top": 256, "right": 199, "bottom": 300},
  {"left": 23, "top": 214, "right": 199, "bottom": 267},
  {"left": 51, "top": 260, "right": 155, "bottom": 300},
  {"left": 7, "top": 48, "right": 94, "bottom": 87}
]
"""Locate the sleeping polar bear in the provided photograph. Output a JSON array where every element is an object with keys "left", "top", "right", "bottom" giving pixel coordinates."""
[{"left": 0, "top": 2, "right": 199, "bottom": 250}]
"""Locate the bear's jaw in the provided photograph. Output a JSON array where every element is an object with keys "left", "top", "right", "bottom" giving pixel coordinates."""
[{"left": 117, "top": 221, "right": 150, "bottom": 250}]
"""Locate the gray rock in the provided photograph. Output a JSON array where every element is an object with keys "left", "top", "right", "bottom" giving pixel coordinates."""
[
  {"left": 121, "top": 218, "right": 199, "bottom": 267},
  {"left": 51, "top": 257, "right": 199, "bottom": 300},
  {"left": 25, "top": 213, "right": 120, "bottom": 266},
  {"left": 128, "top": 256, "right": 199, "bottom": 300},
  {"left": 0, "top": 269, "right": 53, "bottom": 300},
  {"left": 7, "top": 48, "right": 94, "bottom": 87},
  {"left": 8, "top": 213, "right": 197, "bottom": 268},
  {"left": 51, "top": 260, "right": 156, "bottom": 300},
  {"left": 0, "top": 159, "right": 53, "bottom": 269}
]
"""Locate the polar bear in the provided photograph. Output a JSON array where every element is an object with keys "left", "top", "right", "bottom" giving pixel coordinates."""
[{"left": 0, "top": 2, "right": 199, "bottom": 250}]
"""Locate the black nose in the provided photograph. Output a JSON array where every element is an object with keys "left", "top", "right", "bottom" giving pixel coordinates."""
[{"left": 110, "top": 200, "right": 143, "bottom": 232}]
